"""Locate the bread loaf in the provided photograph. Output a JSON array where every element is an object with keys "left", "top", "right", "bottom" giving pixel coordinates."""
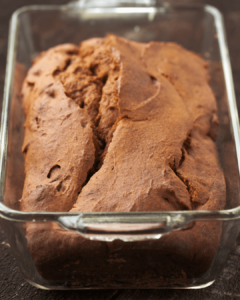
[{"left": 20, "top": 35, "right": 226, "bottom": 287}]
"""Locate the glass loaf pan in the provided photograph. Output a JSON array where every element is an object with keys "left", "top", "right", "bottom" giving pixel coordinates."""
[{"left": 1, "top": 0, "right": 240, "bottom": 290}]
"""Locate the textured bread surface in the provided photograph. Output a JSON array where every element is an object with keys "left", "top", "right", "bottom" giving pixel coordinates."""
[
  {"left": 20, "top": 35, "right": 226, "bottom": 287},
  {"left": 21, "top": 35, "right": 225, "bottom": 213}
]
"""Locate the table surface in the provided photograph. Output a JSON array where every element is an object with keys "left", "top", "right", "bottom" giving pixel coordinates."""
[{"left": 1, "top": 0, "right": 240, "bottom": 299}]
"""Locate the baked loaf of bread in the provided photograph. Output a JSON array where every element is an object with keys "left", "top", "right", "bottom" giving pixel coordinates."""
[{"left": 20, "top": 35, "right": 226, "bottom": 287}]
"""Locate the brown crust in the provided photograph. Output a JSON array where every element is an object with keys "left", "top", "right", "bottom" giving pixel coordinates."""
[{"left": 20, "top": 35, "right": 226, "bottom": 287}]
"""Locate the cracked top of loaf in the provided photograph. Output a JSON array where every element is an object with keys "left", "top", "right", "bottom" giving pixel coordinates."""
[{"left": 20, "top": 34, "right": 226, "bottom": 213}]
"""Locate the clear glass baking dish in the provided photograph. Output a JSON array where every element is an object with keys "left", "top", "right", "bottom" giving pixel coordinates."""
[{"left": 1, "top": 0, "right": 240, "bottom": 290}]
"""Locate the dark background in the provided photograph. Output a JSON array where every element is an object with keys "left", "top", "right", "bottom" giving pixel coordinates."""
[{"left": 1, "top": 0, "right": 240, "bottom": 299}]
